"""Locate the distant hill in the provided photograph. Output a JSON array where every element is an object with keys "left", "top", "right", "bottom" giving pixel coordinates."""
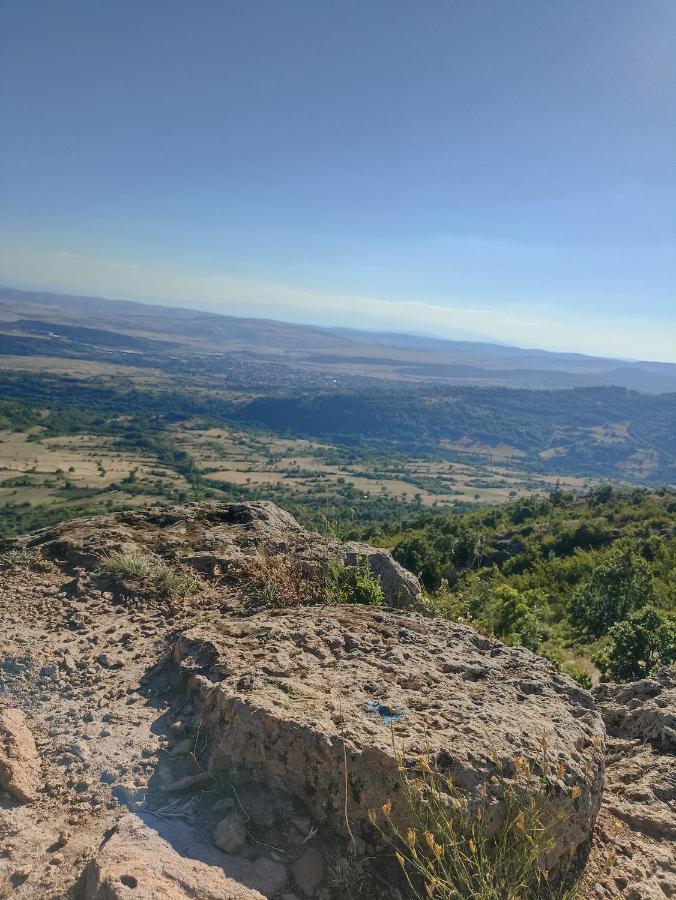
[{"left": 2, "top": 286, "right": 676, "bottom": 392}]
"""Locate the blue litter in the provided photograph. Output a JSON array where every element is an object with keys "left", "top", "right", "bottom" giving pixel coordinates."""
[{"left": 363, "top": 699, "right": 404, "bottom": 724}]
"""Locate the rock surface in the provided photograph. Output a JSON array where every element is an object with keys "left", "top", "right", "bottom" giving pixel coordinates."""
[
  {"left": 590, "top": 669, "right": 676, "bottom": 900},
  {"left": 0, "top": 500, "right": 671, "bottom": 898},
  {"left": 175, "top": 604, "right": 605, "bottom": 877},
  {"left": 16, "top": 500, "right": 422, "bottom": 610},
  {"left": 85, "top": 813, "right": 287, "bottom": 899},
  {"left": 0, "top": 707, "right": 41, "bottom": 802}
]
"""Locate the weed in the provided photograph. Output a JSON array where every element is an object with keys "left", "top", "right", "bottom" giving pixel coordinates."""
[
  {"left": 325, "top": 557, "right": 384, "bottom": 607},
  {"left": 0, "top": 547, "right": 47, "bottom": 571},
  {"left": 103, "top": 551, "right": 201, "bottom": 598},
  {"left": 369, "top": 742, "right": 586, "bottom": 900}
]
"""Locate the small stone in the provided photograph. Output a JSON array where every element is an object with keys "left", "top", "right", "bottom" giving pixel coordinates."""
[
  {"left": 291, "top": 847, "right": 324, "bottom": 897},
  {"left": 213, "top": 812, "right": 247, "bottom": 854},
  {"left": 61, "top": 654, "right": 77, "bottom": 673}
]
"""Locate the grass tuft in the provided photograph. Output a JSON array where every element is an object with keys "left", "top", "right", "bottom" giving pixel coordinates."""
[
  {"left": 0, "top": 547, "right": 46, "bottom": 571},
  {"left": 369, "top": 741, "right": 587, "bottom": 900},
  {"left": 103, "top": 551, "right": 201, "bottom": 597}
]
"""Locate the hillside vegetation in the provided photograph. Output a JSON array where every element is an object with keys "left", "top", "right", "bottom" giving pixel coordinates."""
[{"left": 361, "top": 485, "right": 676, "bottom": 684}]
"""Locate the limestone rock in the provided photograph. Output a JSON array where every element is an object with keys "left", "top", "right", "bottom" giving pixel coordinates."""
[
  {"left": 593, "top": 667, "right": 676, "bottom": 751},
  {"left": 85, "top": 813, "right": 287, "bottom": 899},
  {"left": 14, "top": 501, "right": 421, "bottom": 609},
  {"left": 214, "top": 812, "right": 247, "bottom": 854},
  {"left": 175, "top": 604, "right": 605, "bottom": 878},
  {"left": 590, "top": 670, "right": 676, "bottom": 899},
  {"left": 0, "top": 708, "right": 41, "bottom": 802}
]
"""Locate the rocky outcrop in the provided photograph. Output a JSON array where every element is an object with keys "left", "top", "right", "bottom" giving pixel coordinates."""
[
  {"left": 593, "top": 667, "right": 676, "bottom": 751},
  {"left": 10, "top": 500, "right": 421, "bottom": 610},
  {"left": 591, "top": 669, "right": 676, "bottom": 900},
  {"left": 4, "top": 499, "right": 673, "bottom": 898},
  {"left": 175, "top": 604, "right": 605, "bottom": 879},
  {"left": 0, "top": 708, "right": 41, "bottom": 802}
]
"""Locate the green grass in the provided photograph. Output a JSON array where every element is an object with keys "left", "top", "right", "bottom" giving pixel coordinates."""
[
  {"left": 103, "top": 551, "right": 201, "bottom": 597},
  {"left": 0, "top": 547, "right": 43, "bottom": 571}
]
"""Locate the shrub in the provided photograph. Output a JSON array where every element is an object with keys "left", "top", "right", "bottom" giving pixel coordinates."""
[
  {"left": 325, "top": 558, "right": 384, "bottom": 606},
  {"left": 491, "top": 586, "right": 544, "bottom": 652},
  {"left": 568, "top": 546, "right": 654, "bottom": 638},
  {"left": 595, "top": 606, "right": 676, "bottom": 682}
]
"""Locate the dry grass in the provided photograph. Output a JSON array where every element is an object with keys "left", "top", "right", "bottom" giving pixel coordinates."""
[
  {"left": 369, "top": 738, "right": 590, "bottom": 900},
  {"left": 240, "top": 550, "right": 325, "bottom": 610}
]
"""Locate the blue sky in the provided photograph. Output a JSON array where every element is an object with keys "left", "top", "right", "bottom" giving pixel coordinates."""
[{"left": 1, "top": 0, "right": 674, "bottom": 360}]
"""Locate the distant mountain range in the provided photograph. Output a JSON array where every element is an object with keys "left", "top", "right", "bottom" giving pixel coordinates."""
[{"left": 1, "top": 285, "right": 675, "bottom": 393}]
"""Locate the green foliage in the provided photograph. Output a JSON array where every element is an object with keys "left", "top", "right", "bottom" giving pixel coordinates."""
[
  {"left": 381, "top": 488, "right": 675, "bottom": 679},
  {"left": 568, "top": 547, "right": 655, "bottom": 638},
  {"left": 492, "top": 586, "right": 544, "bottom": 652},
  {"left": 324, "top": 558, "right": 384, "bottom": 606},
  {"left": 595, "top": 607, "right": 676, "bottom": 682}
]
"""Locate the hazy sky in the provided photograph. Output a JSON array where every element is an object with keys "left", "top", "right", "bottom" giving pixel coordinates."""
[{"left": 1, "top": 0, "right": 675, "bottom": 361}]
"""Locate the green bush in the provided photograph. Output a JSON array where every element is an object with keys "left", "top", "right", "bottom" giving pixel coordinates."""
[
  {"left": 325, "top": 558, "right": 384, "bottom": 606},
  {"left": 568, "top": 546, "right": 655, "bottom": 638},
  {"left": 595, "top": 606, "right": 676, "bottom": 682}
]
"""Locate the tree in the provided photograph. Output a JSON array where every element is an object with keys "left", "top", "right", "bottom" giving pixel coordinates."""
[
  {"left": 595, "top": 607, "right": 676, "bottom": 682},
  {"left": 568, "top": 546, "right": 654, "bottom": 638},
  {"left": 492, "top": 585, "right": 544, "bottom": 652}
]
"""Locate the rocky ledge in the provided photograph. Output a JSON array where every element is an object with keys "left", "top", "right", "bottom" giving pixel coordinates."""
[
  {"left": 0, "top": 501, "right": 673, "bottom": 899},
  {"left": 175, "top": 605, "right": 604, "bottom": 878}
]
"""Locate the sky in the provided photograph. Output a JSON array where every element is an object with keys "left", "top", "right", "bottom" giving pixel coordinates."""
[{"left": 1, "top": 0, "right": 674, "bottom": 361}]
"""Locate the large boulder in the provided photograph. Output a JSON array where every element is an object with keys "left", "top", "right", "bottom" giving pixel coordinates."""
[
  {"left": 0, "top": 708, "right": 41, "bottom": 802},
  {"left": 593, "top": 667, "right": 676, "bottom": 751},
  {"left": 175, "top": 604, "right": 605, "bottom": 879}
]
